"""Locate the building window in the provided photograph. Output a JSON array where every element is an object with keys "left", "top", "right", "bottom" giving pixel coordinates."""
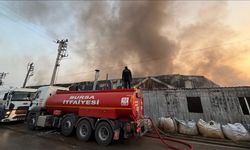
[
  {"left": 238, "top": 97, "right": 250, "bottom": 115},
  {"left": 186, "top": 97, "right": 203, "bottom": 113},
  {"left": 187, "top": 97, "right": 203, "bottom": 113}
]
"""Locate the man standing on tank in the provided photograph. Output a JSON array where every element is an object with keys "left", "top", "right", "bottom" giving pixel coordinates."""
[{"left": 122, "top": 66, "right": 132, "bottom": 89}]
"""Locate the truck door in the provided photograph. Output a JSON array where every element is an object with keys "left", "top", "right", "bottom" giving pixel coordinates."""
[
  {"left": 3, "top": 92, "right": 12, "bottom": 109},
  {"left": 30, "top": 90, "right": 41, "bottom": 110}
]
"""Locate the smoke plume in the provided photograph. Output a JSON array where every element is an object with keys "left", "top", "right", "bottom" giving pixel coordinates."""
[
  {"left": 74, "top": 1, "right": 179, "bottom": 79},
  {"left": 5, "top": 1, "right": 250, "bottom": 86}
]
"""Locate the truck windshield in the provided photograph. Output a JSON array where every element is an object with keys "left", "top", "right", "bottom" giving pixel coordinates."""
[{"left": 11, "top": 91, "right": 36, "bottom": 101}]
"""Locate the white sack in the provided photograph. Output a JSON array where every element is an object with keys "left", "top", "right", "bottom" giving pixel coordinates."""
[
  {"left": 177, "top": 120, "right": 199, "bottom": 135},
  {"left": 197, "top": 119, "right": 224, "bottom": 139},
  {"left": 222, "top": 123, "right": 250, "bottom": 141},
  {"left": 158, "top": 117, "right": 177, "bottom": 133}
]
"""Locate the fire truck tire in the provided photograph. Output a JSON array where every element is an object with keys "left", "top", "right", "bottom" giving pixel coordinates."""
[
  {"left": 76, "top": 119, "right": 92, "bottom": 141},
  {"left": 95, "top": 121, "right": 113, "bottom": 146},
  {"left": 27, "top": 113, "right": 37, "bottom": 130},
  {"left": 61, "top": 115, "right": 76, "bottom": 136}
]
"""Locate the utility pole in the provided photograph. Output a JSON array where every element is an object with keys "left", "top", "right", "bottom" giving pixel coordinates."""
[
  {"left": 22, "top": 62, "right": 34, "bottom": 88},
  {"left": 50, "top": 39, "right": 68, "bottom": 86},
  {"left": 0, "top": 72, "right": 8, "bottom": 86}
]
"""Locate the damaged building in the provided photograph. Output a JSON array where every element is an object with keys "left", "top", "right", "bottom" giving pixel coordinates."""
[
  {"left": 144, "top": 87, "right": 250, "bottom": 129},
  {"left": 28, "top": 74, "right": 250, "bottom": 128}
]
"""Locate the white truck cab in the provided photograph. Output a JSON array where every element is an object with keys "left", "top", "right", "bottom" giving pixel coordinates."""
[
  {"left": 31, "top": 86, "right": 68, "bottom": 109},
  {"left": 0, "top": 88, "right": 37, "bottom": 122}
]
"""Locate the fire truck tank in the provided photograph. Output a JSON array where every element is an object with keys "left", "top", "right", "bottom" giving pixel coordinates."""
[{"left": 45, "top": 89, "right": 144, "bottom": 121}]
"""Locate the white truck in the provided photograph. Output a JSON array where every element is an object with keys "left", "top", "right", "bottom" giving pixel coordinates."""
[
  {"left": 0, "top": 88, "right": 37, "bottom": 122},
  {"left": 0, "top": 86, "right": 68, "bottom": 122},
  {"left": 30, "top": 86, "right": 68, "bottom": 109}
]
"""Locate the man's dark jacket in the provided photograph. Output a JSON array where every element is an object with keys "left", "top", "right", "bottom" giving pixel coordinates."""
[{"left": 122, "top": 68, "right": 132, "bottom": 81}]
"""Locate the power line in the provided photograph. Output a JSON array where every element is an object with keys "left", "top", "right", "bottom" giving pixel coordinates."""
[
  {"left": 179, "top": 38, "right": 250, "bottom": 55},
  {"left": 0, "top": 3, "right": 54, "bottom": 42}
]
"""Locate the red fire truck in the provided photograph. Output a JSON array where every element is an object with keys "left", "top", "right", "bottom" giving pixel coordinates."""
[{"left": 27, "top": 88, "right": 148, "bottom": 145}]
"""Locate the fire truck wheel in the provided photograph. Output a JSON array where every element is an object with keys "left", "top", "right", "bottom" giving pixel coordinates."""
[
  {"left": 76, "top": 120, "right": 92, "bottom": 141},
  {"left": 61, "top": 115, "right": 76, "bottom": 136},
  {"left": 27, "top": 113, "right": 36, "bottom": 130},
  {"left": 95, "top": 121, "right": 113, "bottom": 146}
]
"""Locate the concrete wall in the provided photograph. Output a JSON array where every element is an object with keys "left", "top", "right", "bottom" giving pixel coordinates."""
[{"left": 143, "top": 87, "right": 250, "bottom": 128}]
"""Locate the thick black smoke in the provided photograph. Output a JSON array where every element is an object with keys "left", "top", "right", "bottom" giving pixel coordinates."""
[{"left": 75, "top": 1, "right": 179, "bottom": 78}]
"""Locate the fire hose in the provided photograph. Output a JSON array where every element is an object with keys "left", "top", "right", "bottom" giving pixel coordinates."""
[{"left": 145, "top": 117, "right": 194, "bottom": 150}]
